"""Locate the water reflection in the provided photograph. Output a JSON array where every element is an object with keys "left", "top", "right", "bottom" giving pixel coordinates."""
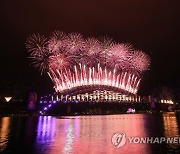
[
  {"left": 0, "top": 114, "right": 180, "bottom": 154},
  {"left": 37, "top": 116, "right": 56, "bottom": 143},
  {"left": 36, "top": 115, "right": 152, "bottom": 154},
  {"left": 0, "top": 117, "right": 11, "bottom": 152},
  {"left": 163, "top": 112, "right": 180, "bottom": 150},
  {"left": 163, "top": 112, "right": 179, "bottom": 137},
  {"left": 36, "top": 116, "right": 56, "bottom": 154},
  {"left": 63, "top": 124, "right": 74, "bottom": 153}
]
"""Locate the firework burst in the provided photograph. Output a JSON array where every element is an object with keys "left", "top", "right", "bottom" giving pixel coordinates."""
[
  {"left": 107, "top": 44, "right": 132, "bottom": 69},
  {"left": 26, "top": 31, "right": 150, "bottom": 94},
  {"left": 26, "top": 34, "right": 48, "bottom": 56},
  {"left": 131, "top": 50, "right": 150, "bottom": 72}
]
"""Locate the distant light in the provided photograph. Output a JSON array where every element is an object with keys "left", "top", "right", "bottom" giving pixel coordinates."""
[
  {"left": 127, "top": 108, "right": 135, "bottom": 113},
  {"left": 160, "top": 99, "right": 174, "bottom": 104},
  {"left": 5, "top": 97, "right": 12, "bottom": 102},
  {"left": 132, "top": 109, "right": 136, "bottom": 113},
  {"left": 169, "top": 100, "right": 174, "bottom": 104}
]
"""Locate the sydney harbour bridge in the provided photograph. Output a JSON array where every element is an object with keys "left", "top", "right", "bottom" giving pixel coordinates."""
[
  {"left": 38, "top": 87, "right": 174, "bottom": 115},
  {"left": 26, "top": 31, "right": 174, "bottom": 114}
]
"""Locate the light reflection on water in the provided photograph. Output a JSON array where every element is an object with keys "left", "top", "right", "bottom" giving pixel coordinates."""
[
  {"left": 36, "top": 116, "right": 56, "bottom": 143},
  {"left": 163, "top": 112, "right": 180, "bottom": 150},
  {"left": 163, "top": 112, "right": 179, "bottom": 137},
  {"left": 0, "top": 117, "right": 11, "bottom": 152},
  {"left": 0, "top": 113, "right": 180, "bottom": 154}
]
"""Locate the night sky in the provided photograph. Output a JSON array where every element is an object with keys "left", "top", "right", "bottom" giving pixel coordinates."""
[{"left": 0, "top": 0, "right": 180, "bottom": 99}]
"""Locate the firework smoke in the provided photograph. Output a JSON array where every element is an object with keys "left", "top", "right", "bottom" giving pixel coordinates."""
[{"left": 26, "top": 31, "right": 150, "bottom": 94}]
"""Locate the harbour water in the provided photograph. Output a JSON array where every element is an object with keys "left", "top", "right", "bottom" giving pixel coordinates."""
[{"left": 0, "top": 113, "right": 180, "bottom": 154}]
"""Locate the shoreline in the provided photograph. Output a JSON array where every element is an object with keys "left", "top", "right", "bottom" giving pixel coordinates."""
[{"left": 0, "top": 111, "right": 178, "bottom": 117}]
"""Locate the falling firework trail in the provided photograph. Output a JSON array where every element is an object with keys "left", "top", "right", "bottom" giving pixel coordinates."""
[{"left": 26, "top": 31, "right": 150, "bottom": 94}]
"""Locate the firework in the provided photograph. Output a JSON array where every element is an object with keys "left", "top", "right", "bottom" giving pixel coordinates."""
[
  {"left": 64, "top": 33, "right": 85, "bottom": 54},
  {"left": 26, "top": 33, "right": 48, "bottom": 56},
  {"left": 131, "top": 51, "right": 150, "bottom": 72},
  {"left": 84, "top": 38, "right": 103, "bottom": 66},
  {"left": 107, "top": 43, "right": 132, "bottom": 69},
  {"left": 48, "top": 54, "right": 70, "bottom": 70},
  {"left": 26, "top": 31, "right": 150, "bottom": 94}
]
